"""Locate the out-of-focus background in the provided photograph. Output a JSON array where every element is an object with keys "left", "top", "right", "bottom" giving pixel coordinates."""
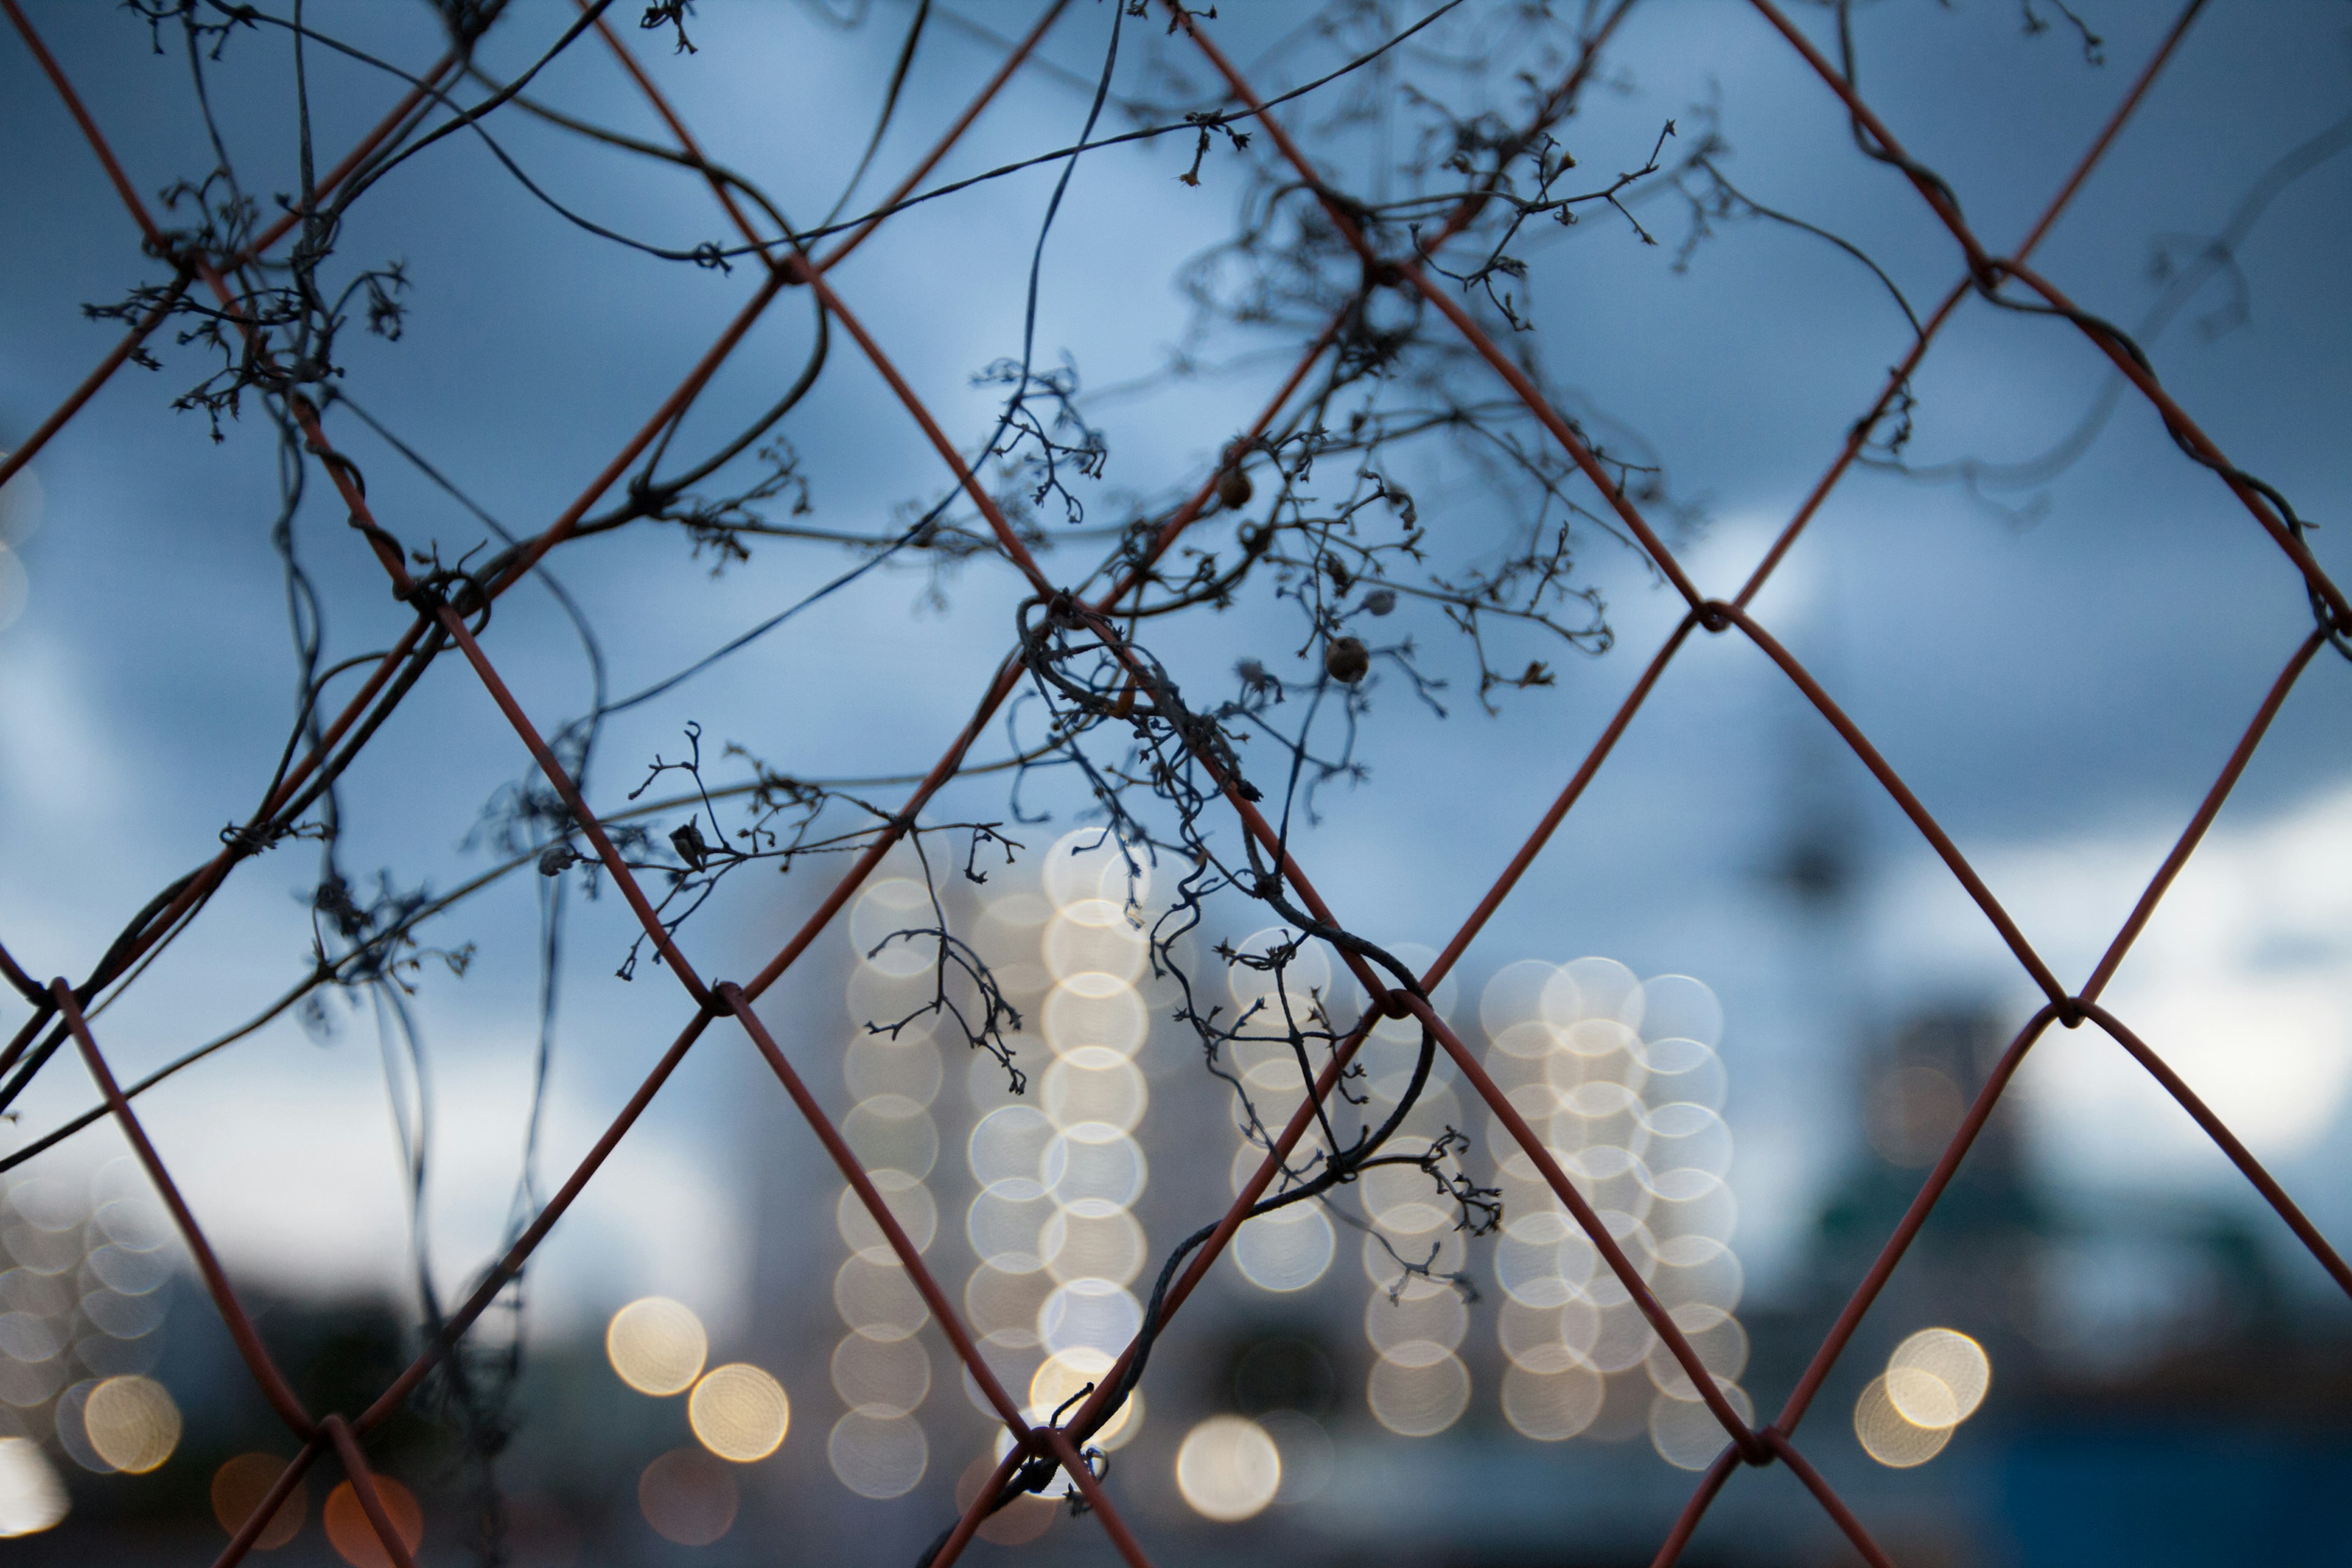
[{"left": 2, "top": 1, "right": 2350, "bottom": 1563}]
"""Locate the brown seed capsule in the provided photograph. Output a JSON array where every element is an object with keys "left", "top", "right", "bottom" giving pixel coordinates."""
[
  {"left": 1324, "top": 635, "right": 1370, "bottom": 685},
  {"left": 1216, "top": 464, "right": 1253, "bottom": 510}
]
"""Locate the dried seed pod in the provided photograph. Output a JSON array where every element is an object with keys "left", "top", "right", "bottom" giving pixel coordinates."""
[
  {"left": 1360, "top": 587, "right": 1397, "bottom": 616},
  {"left": 1216, "top": 464, "right": 1253, "bottom": 510},
  {"left": 1324, "top": 635, "right": 1370, "bottom": 685}
]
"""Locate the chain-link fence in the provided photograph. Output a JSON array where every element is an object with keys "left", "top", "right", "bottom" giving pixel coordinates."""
[{"left": 1, "top": 2, "right": 2346, "bottom": 1564}]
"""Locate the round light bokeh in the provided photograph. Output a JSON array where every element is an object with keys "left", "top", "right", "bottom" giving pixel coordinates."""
[
  {"left": 832, "top": 1332, "right": 930, "bottom": 1419},
  {"left": 1028, "top": 1348, "right": 1141, "bottom": 1449},
  {"left": 1042, "top": 828, "right": 1150, "bottom": 910},
  {"left": 1227, "top": 927, "right": 1331, "bottom": 1010},
  {"left": 639, "top": 1448, "right": 737, "bottom": 1546},
  {"left": 1042, "top": 1206, "right": 1147, "bottom": 1287},
  {"left": 962, "top": 1264, "right": 1053, "bottom": 1344},
  {"left": 1365, "top": 1353, "right": 1470, "bottom": 1437},
  {"left": 968, "top": 1106, "right": 1056, "bottom": 1188},
  {"left": 322, "top": 1476, "right": 423, "bottom": 1568},
  {"left": 0, "top": 1438, "right": 67, "bottom": 1538},
  {"left": 845, "top": 1033, "right": 944, "bottom": 1107},
  {"left": 1044, "top": 901, "right": 1149, "bottom": 984},
  {"left": 1498, "top": 1295, "right": 1603, "bottom": 1374},
  {"left": 1042, "top": 1125, "right": 1147, "bottom": 1213},
  {"left": 1041, "top": 974, "right": 1148, "bottom": 1058},
  {"left": 1854, "top": 1374, "right": 1953, "bottom": 1467},
  {"left": 829, "top": 1409, "right": 929, "bottom": 1498},
  {"left": 967, "top": 1180, "right": 1056, "bottom": 1273},
  {"left": 688, "top": 1363, "right": 790, "bottom": 1462},
  {"left": 83, "top": 1374, "right": 179, "bottom": 1473},
  {"left": 956, "top": 1450, "right": 1057, "bottom": 1545},
  {"left": 834, "top": 1254, "right": 930, "bottom": 1341},
  {"left": 1231, "top": 1204, "right": 1335, "bottom": 1293},
  {"left": 1885, "top": 1327, "right": 1990, "bottom": 1428},
  {"left": 850, "top": 878, "right": 941, "bottom": 976},
  {"left": 1175, "top": 1415, "right": 1280, "bottom": 1522},
  {"left": 1364, "top": 1287, "right": 1468, "bottom": 1366},
  {"left": 1645, "top": 1308, "right": 1750, "bottom": 1403},
  {"left": 1039, "top": 1278, "right": 1142, "bottom": 1357},
  {"left": 1649, "top": 1380, "right": 1752, "bottom": 1470},
  {"left": 841, "top": 1096, "right": 939, "bottom": 1180},
  {"left": 835, "top": 1172, "right": 938, "bottom": 1260},
  {"left": 1044, "top": 1049, "right": 1148, "bottom": 1133},
  {"left": 1257, "top": 1409, "right": 1334, "bottom": 1504},
  {"left": 606, "top": 1297, "right": 708, "bottom": 1395},
  {"left": 209, "top": 1452, "right": 305, "bottom": 1548},
  {"left": 1501, "top": 1361, "right": 1605, "bottom": 1441}
]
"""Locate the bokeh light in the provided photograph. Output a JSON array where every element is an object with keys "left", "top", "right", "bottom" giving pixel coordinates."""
[
  {"left": 1044, "top": 900, "right": 1149, "bottom": 983},
  {"left": 1886, "top": 1327, "right": 1991, "bottom": 1428},
  {"left": 1039, "top": 1277, "right": 1142, "bottom": 1356},
  {"left": 0, "top": 1438, "right": 67, "bottom": 1538},
  {"left": 1231, "top": 1204, "right": 1335, "bottom": 1292},
  {"left": 1548, "top": 957, "right": 1645, "bottom": 1031},
  {"left": 638, "top": 1448, "right": 737, "bottom": 1546},
  {"left": 1498, "top": 1295, "right": 1602, "bottom": 1374},
  {"left": 1042, "top": 1206, "right": 1147, "bottom": 1286},
  {"left": 688, "top": 1363, "right": 790, "bottom": 1461},
  {"left": 1365, "top": 1286, "right": 1468, "bottom": 1366},
  {"left": 831, "top": 1332, "right": 931, "bottom": 1419},
  {"left": 1635, "top": 974, "right": 1724, "bottom": 1047},
  {"left": 1041, "top": 974, "right": 1148, "bottom": 1058},
  {"left": 1175, "top": 1415, "right": 1280, "bottom": 1522},
  {"left": 828, "top": 1409, "right": 929, "bottom": 1498},
  {"left": 835, "top": 1172, "right": 939, "bottom": 1260},
  {"left": 1469, "top": 961, "right": 1743, "bottom": 1458},
  {"left": 967, "top": 1180, "right": 1056, "bottom": 1273},
  {"left": 834, "top": 1254, "right": 930, "bottom": 1340},
  {"left": 1649, "top": 1381, "right": 1752, "bottom": 1470},
  {"left": 1502, "top": 1362, "right": 1606, "bottom": 1441},
  {"left": 1043, "top": 1049, "right": 1147, "bottom": 1133},
  {"left": 83, "top": 1374, "right": 179, "bottom": 1472},
  {"left": 1028, "top": 1348, "right": 1141, "bottom": 1449},
  {"left": 322, "top": 1476, "right": 424, "bottom": 1568},
  {"left": 956, "top": 1451, "right": 1055, "bottom": 1545},
  {"left": 845, "top": 1033, "right": 944, "bottom": 1106},
  {"left": 840, "top": 1095, "right": 940, "bottom": 1180},
  {"left": 1227, "top": 927, "right": 1331, "bottom": 1009},
  {"left": 1256, "top": 1410, "right": 1334, "bottom": 1504},
  {"left": 210, "top": 1452, "right": 306, "bottom": 1548},
  {"left": 1042, "top": 1124, "right": 1147, "bottom": 1213},
  {"left": 1645, "top": 1308, "right": 1750, "bottom": 1402},
  {"left": 1365, "top": 1354, "right": 1470, "bottom": 1437},
  {"left": 850, "top": 878, "right": 942, "bottom": 976},
  {"left": 1042, "top": 827, "right": 1150, "bottom": 910},
  {"left": 968, "top": 1106, "right": 1055, "bottom": 1189},
  {"left": 834, "top": 905, "right": 942, "bottom": 1504},
  {"left": 1854, "top": 1374, "right": 1953, "bottom": 1468},
  {"left": 606, "top": 1297, "right": 708, "bottom": 1395},
  {"left": 962, "top": 1262, "right": 1054, "bottom": 1343}
]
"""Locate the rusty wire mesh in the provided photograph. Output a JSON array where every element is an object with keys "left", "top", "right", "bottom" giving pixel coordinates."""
[{"left": 1, "top": 1, "right": 2347, "bottom": 1564}]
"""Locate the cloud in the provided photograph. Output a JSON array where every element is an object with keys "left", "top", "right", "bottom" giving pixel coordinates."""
[{"left": 1877, "top": 783, "right": 2352, "bottom": 1186}]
